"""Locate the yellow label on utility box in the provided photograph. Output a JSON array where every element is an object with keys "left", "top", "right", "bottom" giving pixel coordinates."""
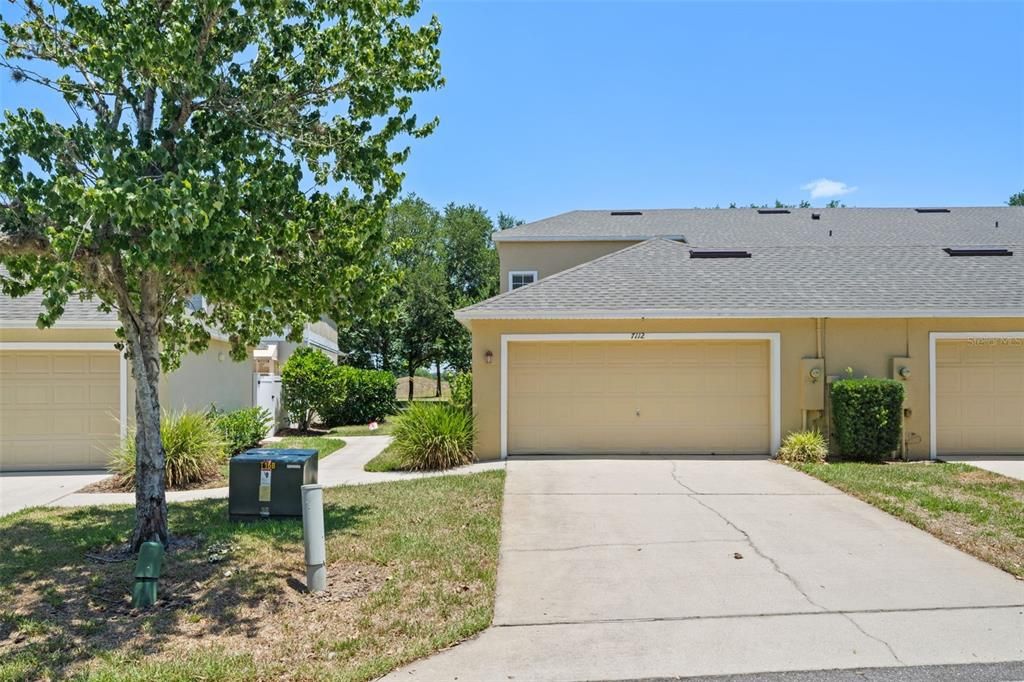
[{"left": 258, "top": 468, "right": 272, "bottom": 502}]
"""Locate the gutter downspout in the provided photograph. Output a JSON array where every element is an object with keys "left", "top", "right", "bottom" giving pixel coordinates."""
[{"left": 819, "top": 318, "right": 831, "bottom": 447}]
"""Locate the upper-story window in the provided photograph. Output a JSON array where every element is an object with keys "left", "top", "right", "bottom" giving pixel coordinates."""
[{"left": 509, "top": 271, "right": 538, "bottom": 290}]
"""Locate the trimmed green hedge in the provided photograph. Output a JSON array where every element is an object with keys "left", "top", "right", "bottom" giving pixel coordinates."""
[
  {"left": 282, "top": 347, "right": 344, "bottom": 430},
  {"left": 325, "top": 366, "right": 398, "bottom": 425},
  {"left": 830, "top": 378, "right": 904, "bottom": 461}
]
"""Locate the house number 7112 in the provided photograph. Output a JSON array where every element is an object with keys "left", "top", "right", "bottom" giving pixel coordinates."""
[{"left": 630, "top": 332, "right": 646, "bottom": 340}]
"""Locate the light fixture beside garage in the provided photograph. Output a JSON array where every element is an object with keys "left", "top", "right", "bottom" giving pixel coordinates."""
[{"left": 484, "top": 350, "right": 493, "bottom": 364}]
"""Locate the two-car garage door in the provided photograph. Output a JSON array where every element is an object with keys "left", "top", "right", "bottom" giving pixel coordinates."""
[
  {"left": 508, "top": 340, "right": 771, "bottom": 455},
  {"left": 0, "top": 350, "right": 121, "bottom": 471}
]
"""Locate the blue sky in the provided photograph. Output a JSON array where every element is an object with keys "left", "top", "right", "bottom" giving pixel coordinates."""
[
  {"left": 3, "top": 1, "right": 1021, "bottom": 223},
  {"left": 401, "top": 1, "right": 1024, "bottom": 221}
]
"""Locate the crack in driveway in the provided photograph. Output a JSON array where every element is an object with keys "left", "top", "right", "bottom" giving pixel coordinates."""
[
  {"left": 494, "top": 602, "right": 1024, "bottom": 629},
  {"left": 669, "top": 461, "right": 907, "bottom": 666}
]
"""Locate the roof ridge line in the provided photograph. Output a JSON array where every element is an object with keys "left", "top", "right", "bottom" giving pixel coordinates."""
[{"left": 457, "top": 238, "right": 683, "bottom": 315}]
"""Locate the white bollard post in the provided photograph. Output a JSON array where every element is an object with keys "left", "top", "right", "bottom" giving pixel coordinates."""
[{"left": 301, "top": 484, "right": 327, "bottom": 593}]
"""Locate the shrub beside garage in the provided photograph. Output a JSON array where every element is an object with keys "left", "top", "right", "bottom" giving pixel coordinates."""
[{"left": 830, "top": 378, "right": 904, "bottom": 461}]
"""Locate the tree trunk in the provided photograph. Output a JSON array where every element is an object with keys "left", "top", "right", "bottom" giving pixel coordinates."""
[
  {"left": 122, "top": 307, "right": 169, "bottom": 552},
  {"left": 435, "top": 360, "right": 442, "bottom": 398},
  {"left": 381, "top": 335, "right": 391, "bottom": 372},
  {"left": 407, "top": 359, "right": 414, "bottom": 402}
]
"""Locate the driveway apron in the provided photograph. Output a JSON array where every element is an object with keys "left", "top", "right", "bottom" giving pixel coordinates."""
[{"left": 384, "top": 457, "right": 1024, "bottom": 681}]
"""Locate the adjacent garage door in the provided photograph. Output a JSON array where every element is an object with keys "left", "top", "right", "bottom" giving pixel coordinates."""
[
  {"left": 935, "top": 339, "right": 1024, "bottom": 455},
  {"left": 0, "top": 350, "right": 121, "bottom": 471},
  {"left": 508, "top": 340, "right": 770, "bottom": 455}
]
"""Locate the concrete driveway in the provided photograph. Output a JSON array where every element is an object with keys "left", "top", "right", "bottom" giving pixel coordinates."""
[
  {"left": 0, "top": 470, "right": 109, "bottom": 517},
  {"left": 385, "top": 457, "right": 1024, "bottom": 681},
  {"left": 941, "top": 456, "right": 1024, "bottom": 482}
]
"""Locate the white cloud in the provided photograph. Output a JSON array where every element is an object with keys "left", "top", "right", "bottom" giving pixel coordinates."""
[{"left": 801, "top": 178, "right": 857, "bottom": 199}]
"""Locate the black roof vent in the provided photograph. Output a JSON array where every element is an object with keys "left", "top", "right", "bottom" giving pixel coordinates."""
[
  {"left": 610, "top": 211, "right": 642, "bottom": 216},
  {"left": 943, "top": 247, "right": 1013, "bottom": 257},
  {"left": 690, "top": 248, "right": 752, "bottom": 259},
  {"left": 915, "top": 208, "right": 951, "bottom": 214},
  {"left": 757, "top": 209, "right": 790, "bottom": 215},
  {"left": 811, "top": 213, "right": 821, "bottom": 220}
]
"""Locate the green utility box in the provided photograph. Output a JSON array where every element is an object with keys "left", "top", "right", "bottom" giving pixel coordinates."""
[{"left": 228, "top": 449, "right": 318, "bottom": 521}]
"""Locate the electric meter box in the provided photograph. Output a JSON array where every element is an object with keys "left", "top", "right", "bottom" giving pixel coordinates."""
[{"left": 228, "top": 449, "right": 318, "bottom": 521}]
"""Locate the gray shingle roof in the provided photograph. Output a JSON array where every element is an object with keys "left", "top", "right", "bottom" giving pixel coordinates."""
[
  {"left": 492, "top": 207, "right": 1024, "bottom": 246},
  {"left": 457, "top": 238, "right": 1023, "bottom": 319},
  {"left": 0, "top": 287, "right": 116, "bottom": 325}
]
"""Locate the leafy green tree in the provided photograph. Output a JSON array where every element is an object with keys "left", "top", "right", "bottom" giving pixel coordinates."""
[
  {"left": 497, "top": 212, "right": 524, "bottom": 231},
  {"left": 338, "top": 196, "right": 440, "bottom": 373},
  {"left": 337, "top": 195, "right": 450, "bottom": 400},
  {"left": 397, "top": 260, "right": 450, "bottom": 400},
  {"left": 0, "top": 0, "right": 441, "bottom": 549},
  {"left": 1009, "top": 190, "right": 1024, "bottom": 206},
  {"left": 438, "top": 204, "right": 497, "bottom": 377}
]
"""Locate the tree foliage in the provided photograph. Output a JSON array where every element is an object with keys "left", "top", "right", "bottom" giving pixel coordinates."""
[
  {"left": 0, "top": 0, "right": 442, "bottom": 549},
  {"left": 1009, "top": 190, "right": 1024, "bottom": 206},
  {"left": 339, "top": 196, "right": 505, "bottom": 386}
]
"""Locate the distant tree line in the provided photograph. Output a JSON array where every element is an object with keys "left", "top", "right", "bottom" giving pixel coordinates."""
[{"left": 338, "top": 196, "right": 521, "bottom": 400}]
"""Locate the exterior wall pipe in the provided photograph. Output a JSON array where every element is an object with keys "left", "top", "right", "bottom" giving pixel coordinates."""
[{"left": 301, "top": 484, "right": 327, "bottom": 593}]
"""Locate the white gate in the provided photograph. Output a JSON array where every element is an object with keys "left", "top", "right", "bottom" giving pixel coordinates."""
[{"left": 253, "top": 374, "right": 283, "bottom": 438}]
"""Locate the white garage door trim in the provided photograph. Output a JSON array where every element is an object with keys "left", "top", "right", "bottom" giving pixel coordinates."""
[
  {"left": 928, "top": 331, "right": 1024, "bottom": 460},
  {"left": 500, "top": 332, "right": 781, "bottom": 460},
  {"left": 0, "top": 342, "right": 128, "bottom": 443}
]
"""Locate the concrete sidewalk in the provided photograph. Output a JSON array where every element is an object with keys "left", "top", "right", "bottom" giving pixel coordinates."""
[
  {"left": 2, "top": 436, "right": 503, "bottom": 514},
  {"left": 0, "top": 469, "right": 109, "bottom": 516},
  {"left": 941, "top": 456, "right": 1024, "bottom": 482},
  {"left": 384, "top": 457, "right": 1024, "bottom": 681}
]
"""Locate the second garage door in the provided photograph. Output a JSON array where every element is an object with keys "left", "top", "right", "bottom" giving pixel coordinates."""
[
  {"left": 935, "top": 339, "right": 1024, "bottom": 456},
  {"left": 508, "top": 340, "right": 770, "bottom": 455},
  {"left": 0, "top": 350, "right": 121, "bottom": 471}
]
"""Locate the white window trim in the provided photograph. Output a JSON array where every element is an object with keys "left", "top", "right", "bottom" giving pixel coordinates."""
[
  {"left": 498, "top": 332, "right": 781, "bottom": 460},
  {"left": 0, "top": 342, "right": 129, "bottom": 443},
  {"left": 928, "top": 331, "right": 1024, "bottom": 461},
  {"left": 507, "top": 270, "right": 538, "bottom": 291}
]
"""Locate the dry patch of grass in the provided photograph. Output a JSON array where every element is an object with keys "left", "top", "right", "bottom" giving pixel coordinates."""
[
  {"left": 396, "top": 376, "right": 450, "bottom": 401},
  {"left": 0, "top": 471, "right": 505, "bottom": 681},
  {"left": 793, "top": 461, "right": 1024, "bottom": 578}
]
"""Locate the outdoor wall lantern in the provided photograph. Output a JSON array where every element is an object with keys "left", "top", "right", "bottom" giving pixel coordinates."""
[
  {"left": 899, "top": 366, "right": 912, "bottom": 380},
  {"left": 484, "top": 350, "right": 494, "bottom": 364}
]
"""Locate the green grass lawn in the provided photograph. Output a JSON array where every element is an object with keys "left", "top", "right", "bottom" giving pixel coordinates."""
[
  {"left": 793, "top": 461, "right": 1024, "bottom": 578},
  {"left": 329, "top": 421, "right": 396, "bottom": 437},
  {"left": 262, "top": 435, "right": 347, "bottom": 457},
  {"left": 0, "top": 470, "right": 505, "bottom": 681},
  {"left": 363, "top": 442, "right": 407, "bottom": 473}
]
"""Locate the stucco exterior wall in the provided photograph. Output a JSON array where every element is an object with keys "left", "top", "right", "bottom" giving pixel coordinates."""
[
  {"left": 468, "top": 316, "right": 1024, "bottom": 462},
  {"left": 159, "top": 339, "right": 253, "bottom": 413},
  {"left": 497, "top": 241, "right": 639, "bottom": 293}
]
